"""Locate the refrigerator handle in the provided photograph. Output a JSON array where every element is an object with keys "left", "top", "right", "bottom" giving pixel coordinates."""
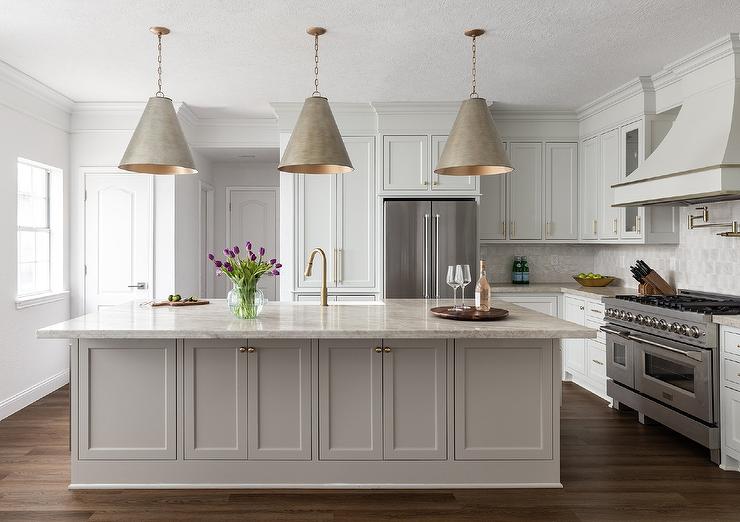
[
  {"left": 434, "top": 213, "right": 440, "bottom": 298},
  {"left": 423, "top": 214, "right": 430, "bottom": 298}
]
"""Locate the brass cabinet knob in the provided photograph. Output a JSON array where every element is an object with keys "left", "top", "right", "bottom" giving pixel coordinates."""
[
  {"left": 239, "top": 347, "right": 247, "bottom": 353},
  {"left": 247, "top": 347, "right": 256, "bottom": 353},
  {"left": 375, "top": 347, "right": 382, "bottom": 353},
  {"left": 384, "top": 347, "right": 391, "bottom": 353}
]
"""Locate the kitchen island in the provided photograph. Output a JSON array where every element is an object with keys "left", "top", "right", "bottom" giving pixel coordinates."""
[{"left": 39, "top": 299, "right": 595, "bottom": 489}]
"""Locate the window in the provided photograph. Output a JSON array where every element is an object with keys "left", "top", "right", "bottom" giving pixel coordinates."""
[{"left": 16, "top": 158, "right": 63, "bottom": 302}]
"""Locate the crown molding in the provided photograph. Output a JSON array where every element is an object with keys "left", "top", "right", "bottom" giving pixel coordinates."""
[
  {"left": 0, "top": 59, "right": 74, "bottom": 113},
  {"left": 577, "top": 76, "right": 653, "bottom": 121}
]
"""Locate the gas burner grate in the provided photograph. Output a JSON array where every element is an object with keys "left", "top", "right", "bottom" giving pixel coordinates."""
[{"left": 615, "top": 294, "right": 740, "bottom": 315}]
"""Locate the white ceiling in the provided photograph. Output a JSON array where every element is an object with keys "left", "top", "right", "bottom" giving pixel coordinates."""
[{"left": 1, "top": 1, "right": 739, "bottom": 119}]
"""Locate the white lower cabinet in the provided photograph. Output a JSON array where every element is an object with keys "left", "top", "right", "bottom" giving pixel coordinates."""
[
  {"left": 79, "top": 339, "right": 177, "bottom": 460},
  {"left": 721, "top": 327, "right": 740, "bottom": 468},
  {"left": 496, "top": 294, "right": 558, "bottom": 317},
  {"left": 454, "top": 339, "right": 553, "bottom": 460},
  {"left": 723, "top": 386, "right": 740, "bottom": 457},
  {"left": 319, "top": 339, "right": 447, "bottom": 461},
  {"left": 183, "top": 339, "right": 311, "bottom": 461},
  {"left": 562, "top": 294, "right": 608, "bottom": 399}
]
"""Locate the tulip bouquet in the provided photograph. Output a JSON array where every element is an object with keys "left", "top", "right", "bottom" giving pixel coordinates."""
[{"left": 208, "top": 242, "right": 282, "bottom": 319}]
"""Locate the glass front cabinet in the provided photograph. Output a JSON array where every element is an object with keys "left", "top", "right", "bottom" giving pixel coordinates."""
[{"left": 619, "top": 120, "right": 644, "bottom": 239}]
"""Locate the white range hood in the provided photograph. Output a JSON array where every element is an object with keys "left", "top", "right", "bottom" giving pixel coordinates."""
[{"left": 613, "top": 79, "right": 740, "bottom": 207}]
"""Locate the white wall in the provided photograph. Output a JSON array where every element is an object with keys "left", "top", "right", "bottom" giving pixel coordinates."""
[
  {"left": 0, "top": 65, "right": 71, "bottom": 419},
  {"left": 211, "top": 161, "right": 279, "bottom": 297}
]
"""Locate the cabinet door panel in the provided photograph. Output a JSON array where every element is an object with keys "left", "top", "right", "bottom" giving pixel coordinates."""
[
  {"left": 296, "top": 173, "right": 335, "bottom": 289},
  {"left": 480, "top": 172, "right": 507, "bottom": 241},
  {"left": 455, "top": 339, "right": 553, "bottom": 460},
  {"left": 580, "top": 136, "right": 600, "bottom": 240},
  {"left": 383, "top": 339, "right": 446, "bottom": 460},
  {"left": 545, "top": 142, "right": 578, "bottom": 240},
  {"left": 248, "top": 340, "right": 311, "bottom": 460},
  {"left": 496, "top": 295, "right": 558, "bottom": 317},
  {"left": 184, "top": 340, "right": 247, "bottom": 460},
  {"left": 599, "top": 129, "right": 620, "bottom": 239},
  {"left": 723, "top": 386, "right": 740, "bottom": 455},
  {"left": 319, "top": 339, "right": 382, "bottom": 460},
  {"left": 431, "top": 135, "right": 477, "bottom": 192},
  {"left": 563, "top": 296, "right": 587, "bottom": 375},
  {"left": 508, "top": 142, "right": 543, "bottom": 240},
  {"left": 383, "top": 135, "right": 429, "bottom": 191},
  {"left": 79, "top": 339, "right": 176, "bottom": 460},
  {"left": 336, "top": 137, "right": 375, "bottom": 288},
  {"left": 620, "top": 121, "right": 644, "bottom": 239}
]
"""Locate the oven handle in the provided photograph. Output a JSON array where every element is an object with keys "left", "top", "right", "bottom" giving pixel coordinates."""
[
  {"left": 599, "top": 326, "right": 631, "bottom": 339},
  {"left": 627, "top": 334, "right": 703, "bottom": 362}
]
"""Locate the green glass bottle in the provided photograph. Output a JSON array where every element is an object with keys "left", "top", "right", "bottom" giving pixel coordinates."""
[
  {"left": 521, "top": 256, "right": 530, "bottom": 285},
  {"left": 512, "top": 256, "right": 522, "bottom": 284}
]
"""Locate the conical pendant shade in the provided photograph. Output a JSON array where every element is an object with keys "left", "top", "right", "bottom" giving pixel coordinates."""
[
  {"left": 278, "top": 96, "right": 353, "bottom": 174},
  {"left": 119, "top": 96, "right": 197, "bottom": 175},
  {"left": 435, "top": 97, "right": 512, "bottom": 176}
]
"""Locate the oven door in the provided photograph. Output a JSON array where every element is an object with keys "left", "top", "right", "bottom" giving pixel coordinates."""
[
  {"left": 602, "top": 326, "right": 635, "bottom": 388},
  {"left": 631, "top": 332, "right": 713, "bottom": 423}
]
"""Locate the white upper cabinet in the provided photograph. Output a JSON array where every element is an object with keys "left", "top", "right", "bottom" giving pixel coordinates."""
[
  {"left": 598, "top": 128, "right": 621, "bottom": 240},
  {"left": 620, "top": 120, "right": 644, "bottom": 240},
  {"left": 508, "top": 142, "right": 543, "bottom": 240},
  {"left": 545, "top": 142, "right": 578, "bottom": 240},
  {"left": 295, "top": 136, "right": 376, "bottom": 292},
  {"left": 383, "top": 135, "right": 429, "bottom": 191},
  {"left": 580, "top": 136, "right": 600, "bottom": 240},
  {"left": 431, "top": 135, "right": 478, "bottom": 192},
  {"left": 479, "top": 172, "right": 507, "bottom": 241}
]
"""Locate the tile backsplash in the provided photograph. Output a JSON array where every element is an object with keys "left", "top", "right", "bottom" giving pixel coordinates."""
[
  {"left": 480, "top": 244, "right": 596, "bottom": 284},
  {"left": 481, "top": 201, "right": 740, "bottom": 295},
  {"left": 594, "top": 201, "right": 740, "bottom": 294}
]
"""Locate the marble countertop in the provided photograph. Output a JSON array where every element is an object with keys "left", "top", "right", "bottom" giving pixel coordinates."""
[
  {"left": 491, "top": 283, "right": 636, "bottom": 301},
  {"left": 711, "top": 315, "right": 740, "bottom": 329},
  {"left": 37, "top": 299, "right": 596, "bottom": 340}
]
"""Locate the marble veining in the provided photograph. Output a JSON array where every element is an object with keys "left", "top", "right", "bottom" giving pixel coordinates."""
[
  {"left": 711, "top": 315, "right": 740, "bottom": 329},
  {"left": 37, "top": 299, "right": 596, "bottom": 340}
]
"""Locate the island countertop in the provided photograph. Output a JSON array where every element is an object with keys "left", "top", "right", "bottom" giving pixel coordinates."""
[{"left": 38, "top": 299, "right": 596, "bottom": 340}]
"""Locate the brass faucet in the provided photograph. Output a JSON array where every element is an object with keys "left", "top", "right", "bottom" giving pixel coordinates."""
[{"left": 304, "top": 248, "right": 329, "bottom": 306}]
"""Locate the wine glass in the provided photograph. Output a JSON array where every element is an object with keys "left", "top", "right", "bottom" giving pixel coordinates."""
[
  {"left": 457, "top": 264, "right": 472, "bottom": 309},
  {"left": 446, "top": 266, "right": 460, "bottom": 310}
]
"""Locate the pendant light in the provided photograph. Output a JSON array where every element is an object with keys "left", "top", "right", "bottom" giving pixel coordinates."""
[
  {"left": 119, "top": 27, "right": 197, "bottom": 175},
  {"left": 435, "top": 29, "right": 512, "bottom": 176},
  {"left": 278, "top": 27, "right": 353, "bottom": 175}
]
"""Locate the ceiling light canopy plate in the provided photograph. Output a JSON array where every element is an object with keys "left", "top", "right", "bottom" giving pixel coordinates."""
[
  {"left": 150, "top": 26, "right": 170, "bottom": 35},
  {"left": 278, "top": 96, "right": 353, "bottom": 174},
  {"left": 435, "top": 97, "right": 512, "bottom": 176},
  {"left": 464, "top": 28, "right": 485, "bottom": 37},
  {"left": 306, "top": 26, "right": 326, "bottom": 36},
  {"left": 119, "top": 96, "right": 197, "bottom": 175}
]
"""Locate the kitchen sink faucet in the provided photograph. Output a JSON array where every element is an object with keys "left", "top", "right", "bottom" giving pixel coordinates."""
[{"left": 304, "top": 248, "right": 329, "bottom": 306}]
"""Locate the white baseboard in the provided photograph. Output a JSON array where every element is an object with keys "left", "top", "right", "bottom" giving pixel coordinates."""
[
  {"left": 69, "top": 482, "right": 564, "bottom": 490},
  {"left": 0, "top": 368, "right": 69, "bottom": 421}
]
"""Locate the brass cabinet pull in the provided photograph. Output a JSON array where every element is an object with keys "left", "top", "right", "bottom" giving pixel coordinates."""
[
  {"left": 338, "top": 249, "right": 343, "bottom": 283},
  {"left": 374, "top": 347, "right": 382, "bottom": 353},
  {"left": 333, "top": 249, "right": 338, "bottom": 285},
  {"left": 432, "top": 180, "right": 439, "bottom": 186},
  {"left": 636, "top": 215, "right": 641, "bottom": 234},
  {"left": 384, "top": 347, "right": 391, "bottom": 353},
  {"left": 545, "top": 221, "right": 552, "bottom": 237},
  {"left": 613, "top": 218, "right": 618, "bottom": 234},
  {"left": 501, "top": 221, "right": 506, "bottom": 236},
  {"left": 239, "top": 347, "right": 247, "bottom": 353},
  {"left": 247, "top": 347, "right": 256, "bottom": 353},
  {"left": 422, "top": 180, "right": 429, "bottom": 186},
  {"left": 592, "top": 219, "right": 597, "bottom": 235},
  {"left": 510, "top": 221, "right": 515, "bottom": 238},
  {"left": 592, "top": 359, "right": 604, "bottom": 366},
  {"left": 591, "top": 309, "right": 602, "bottom": 314}
]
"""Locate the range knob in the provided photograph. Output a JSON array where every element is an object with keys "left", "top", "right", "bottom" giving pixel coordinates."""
[
  {"left": 624, "top": 312, "right": 634, "bottom": 322},
  {"left": 618, "top": 310, "right": 627, "bottom": 320},
  {"left": 658, "top": 319, "right": 668, "bottom": 330},
  {"left": 650, "top": 317, "right": 659, "bottom": 328},
  {"left": 606, "top": 308, "right": 615, "bottom": 318},
  {"left": 689, "top": 326, "right": 702, "bottom": 338},
  {"left": 670, "top": 322, "right": 681, "bottom": 333},
  {"left": 679, "top": 324, "right": 689, "bottom": 336},
  {"left": 636, "top": 314, "right": 644, "bottom": 325}
]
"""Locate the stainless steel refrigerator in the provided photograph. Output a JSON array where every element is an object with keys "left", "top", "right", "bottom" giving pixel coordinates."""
[{"left": 384, "top": 199, "right": 478, "bottom": 298}]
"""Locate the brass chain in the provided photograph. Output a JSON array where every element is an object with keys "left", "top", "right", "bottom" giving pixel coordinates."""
[
  {"left": 155, "top": 31, "right": 164, "bottom": 97},
  {"left": 312, "top": 34, "right": 321, "bottom": 96},
  {"left": 470, "top": 35, "right": 478, "bottom": 98}
]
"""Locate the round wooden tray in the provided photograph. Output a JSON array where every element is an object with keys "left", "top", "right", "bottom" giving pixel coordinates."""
[{"left": 430, "top": 306, "right": 509, "bottom": 321}]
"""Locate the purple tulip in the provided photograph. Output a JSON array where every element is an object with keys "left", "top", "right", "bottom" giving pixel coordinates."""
[
  {"left": 269, "top": 258, "right": 277, "bottom": 265},
  {"left": 272, "top": 269, "right": 280, "bottom": 276},
  {"left": 275, "top": 263, "right": 283, "bottom": 269},
  {"left": 224, "top": 261, "right": 231, "bottom": 269},
  {"left": 233, "top": 245, "right": 240, "bottom": 255},
  {"left": 246, "top": 241, "right": 252, "bottom": 251},
  {"left": 250, "top": 253, "right": 257, "bottom": 261},
  {"left": 259, "top": 247, "right": 265, "bottom": 256},
  {"left": 223, "top": 248, "right": 230, "bottom": 256},
  {"left": 208, "top": 253, "right": 215, "bottom": 261},
  {"left": 214, "top": 260, "right": 223, "bottom": 268},
  {"left": 226, "top": 264, "right": 234, "bottom": 272}
]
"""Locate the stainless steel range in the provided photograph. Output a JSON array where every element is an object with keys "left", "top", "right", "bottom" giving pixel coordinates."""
[{"left": 602, "top": 290, "right": 740, "bottom": 464}]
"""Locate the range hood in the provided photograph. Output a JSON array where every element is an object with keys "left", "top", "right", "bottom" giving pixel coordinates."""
[{"left": 613, "top": 79, "right": 740, "bottom": 206}]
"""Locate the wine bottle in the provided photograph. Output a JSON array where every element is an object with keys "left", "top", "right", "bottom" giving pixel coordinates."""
[{"left": 475, "top": 260, "right": 491, "bottom": 311}]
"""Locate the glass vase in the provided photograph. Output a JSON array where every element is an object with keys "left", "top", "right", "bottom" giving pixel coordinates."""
[{"left": 227, "top": 281, "right": 266, "bottom": 319}]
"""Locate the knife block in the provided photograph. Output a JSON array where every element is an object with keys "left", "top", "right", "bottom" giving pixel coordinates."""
[{"left": 638, "top": 282, "right": 661, "bottom": 296}]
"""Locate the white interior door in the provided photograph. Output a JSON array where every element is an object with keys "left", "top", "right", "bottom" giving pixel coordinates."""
[
  {"left": 84, "top": 173, "right": 153, "bottom": 312},
  {"left": 229, "top": 188, "right": 279, "bottom": 301}
]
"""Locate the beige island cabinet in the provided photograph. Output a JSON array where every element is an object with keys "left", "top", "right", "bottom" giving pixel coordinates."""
[{"left": 38, "top": 299, "right": 594, "bottom": 489}]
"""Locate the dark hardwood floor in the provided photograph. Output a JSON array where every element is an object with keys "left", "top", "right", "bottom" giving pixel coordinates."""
[{"left": 2, "top": 383, "right": 740, "bottom": 521}]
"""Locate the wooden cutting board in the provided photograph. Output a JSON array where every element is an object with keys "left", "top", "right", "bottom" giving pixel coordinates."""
[{"left": 151, "top": 300, "right": 210, "bottom": 307}]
